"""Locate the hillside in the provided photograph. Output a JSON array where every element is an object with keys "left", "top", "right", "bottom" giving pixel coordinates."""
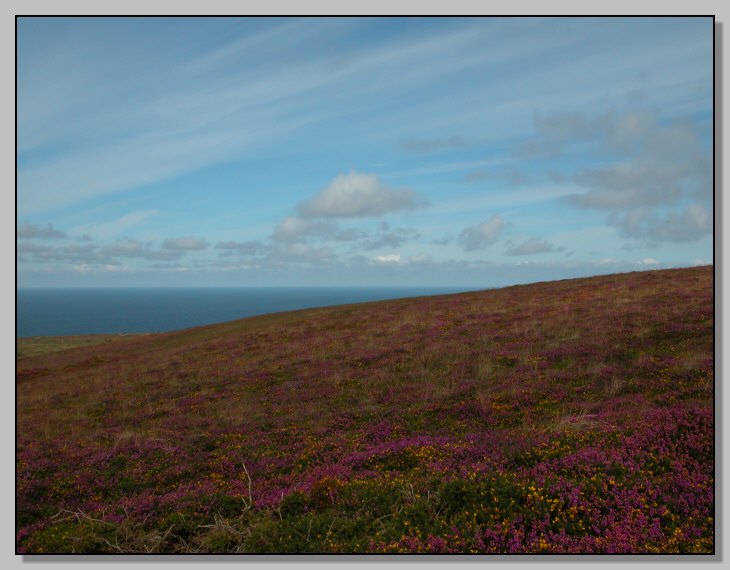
[
  {"left": 16, "top": 266, "right": 714, "bottom": 554},
  {"left": 17, "top": 333, "right": 150, "bottom": 360}
]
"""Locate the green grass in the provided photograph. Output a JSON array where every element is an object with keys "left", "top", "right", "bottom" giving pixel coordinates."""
[{"left": 17, "top": 333, "right": 151, "bottom": 359}]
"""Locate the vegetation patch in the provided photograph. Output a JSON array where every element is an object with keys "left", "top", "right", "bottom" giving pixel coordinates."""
[{"left": 16, "top": 267, "right": 714, "bottom": 553}]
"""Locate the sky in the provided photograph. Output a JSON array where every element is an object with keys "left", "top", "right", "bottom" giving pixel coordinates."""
[{"left": 16, "top": 16, "right": 714, "bottom": 288}]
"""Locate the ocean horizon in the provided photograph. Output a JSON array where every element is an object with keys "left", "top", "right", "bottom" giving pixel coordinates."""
[{"left": 16, "top": 286, "right": 480, "bottom": 338}]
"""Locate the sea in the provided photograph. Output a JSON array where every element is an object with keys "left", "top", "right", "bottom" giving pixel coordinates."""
[{"left": 16, "top": 287, "right": 476, "bottom": 338}]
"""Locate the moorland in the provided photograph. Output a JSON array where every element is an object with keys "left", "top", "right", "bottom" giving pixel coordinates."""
[{"left": 16, "top": 266, "right": 714, "bottom": 553}]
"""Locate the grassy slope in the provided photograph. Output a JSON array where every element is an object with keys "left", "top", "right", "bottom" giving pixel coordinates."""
[
  {"left": 17, "top": 333, "right": 151, "bottom": 360},
  {"left": 16, "top": 266, "right": 714, "bottom": 554}
]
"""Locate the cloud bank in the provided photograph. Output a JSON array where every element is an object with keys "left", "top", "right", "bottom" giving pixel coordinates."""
[
  {"left": 523, "top": 109, "right": 712, "bottom": 245},
  {"left": 215, "top": 241, "right": 267, "bottom": 256}
]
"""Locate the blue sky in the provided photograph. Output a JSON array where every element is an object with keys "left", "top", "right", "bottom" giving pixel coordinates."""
[{"left": 16, "top": 16, "right": 713, "bottom": 287}]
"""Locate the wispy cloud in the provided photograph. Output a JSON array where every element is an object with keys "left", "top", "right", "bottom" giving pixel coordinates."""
[
  {"left": 267, "top": 243, "right": 336, "bottom": 264},
  {"left": 17, "top": 241, "right": 119, "bottom": 266},
  {"left": 101, "top": 239, "right": 183, "bottom": 261},
  {"left": 15, "top": 18, "right": 585, "bottom": 215},
  {"left": 463, "top": 168, "right": 532, "bottom": 186},
  {"left": 402, "top": 136, "right": 471, "bottom": 155},
  {"left": 161, "top": 236, "right": 210, "bottom": 251},
  {"left": 17, "top": 17, "right": 713, "bottom": 287},
  {"left": 355, "top": 224, "right": 419, "bottom": 251},
  {"left": 69, "top": 210, "right": 157, "bottom": 241}
]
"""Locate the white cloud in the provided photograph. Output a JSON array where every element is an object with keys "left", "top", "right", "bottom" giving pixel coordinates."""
[
  {"left": 215, "top": 240, "right": 267, "bottom": 256},
  {"left": 519, "top": 110, "right": 656, "bottom": 159},
  {"left": 527, "top": 109, "right": 712, "bottom": 244},
  {"left": 640, "top": 257, "right": 660, "bottom": 265},
  {"left": 17, "top": 222, "right": 66, "bottom": 239},
  {"left": 271, "top": 216, "right": 366, "bottom": 243},
  {"left": 371, "top": 254, "right": 401, "bottom": 264},
  {"left": 271, "top": 217, "right": 338, "bottom": 242},
  {"left": 298, "top": 171, "right": 426, "bottom": 218},
  {"left": 161, "top": 236, "right": 210, "bottom": 251},
  {"left": 609, "top": 203, "right": 712, "bottom": 243},
  {"left": 505, "top": 237, "right": 558, "bottom": 256},
  {"left": 458, "top": 215, "right": 505, "bottom": 252}
]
